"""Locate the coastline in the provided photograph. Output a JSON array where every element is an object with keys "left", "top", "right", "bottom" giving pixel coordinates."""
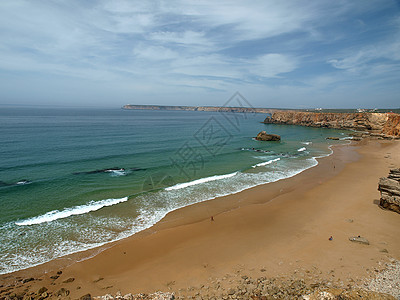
[{"left": 1, "top": 138, "right": 400, "bottom": 299}]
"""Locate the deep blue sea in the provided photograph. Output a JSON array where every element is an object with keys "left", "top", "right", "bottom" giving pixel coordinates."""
[{"left": 0, "top": 107, "right": 351, "bottom": 274}]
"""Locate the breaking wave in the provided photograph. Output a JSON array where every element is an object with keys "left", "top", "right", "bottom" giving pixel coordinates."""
[
  {"left": 15, "top": 197, "right": 129, "bottom": 226},
  {"left": 165, "top": 172, "right": 238, "bottom": 191},
  {"left": 252, "top": 158, "right": 281, "bottom": 168}
]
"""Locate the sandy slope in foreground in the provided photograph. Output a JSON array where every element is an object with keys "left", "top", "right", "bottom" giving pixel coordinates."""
[{"left": 2, "top": 139, "right": 400, "bottom": 298}]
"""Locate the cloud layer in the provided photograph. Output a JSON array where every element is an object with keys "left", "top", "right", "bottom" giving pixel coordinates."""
[{"left": 0, "top": 0, "right": 399, "bottom": 108}]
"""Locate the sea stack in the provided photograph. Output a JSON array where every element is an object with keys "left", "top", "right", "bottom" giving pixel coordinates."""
[{"left": 255, "top": 131, "right": 281, "bottom": 141}]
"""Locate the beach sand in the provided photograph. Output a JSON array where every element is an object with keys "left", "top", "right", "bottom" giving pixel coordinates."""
[{"left": 1, "top": 139, "right": 400, "bottom": 299}]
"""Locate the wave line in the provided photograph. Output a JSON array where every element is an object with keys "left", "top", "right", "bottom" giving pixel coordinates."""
[
  {"left": 15, "top": 197, "right": 128, "bottom": 226},
  {"left": 252, "top": 158, "right": 281, "bottom": 168},
  {"left": 165, "top": 172, "right": 238, "bottom": 191}
]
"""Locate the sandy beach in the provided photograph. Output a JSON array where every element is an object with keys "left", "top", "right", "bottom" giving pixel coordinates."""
[{"left": 1, "top": 138, "right": 400, "bottom": 299}]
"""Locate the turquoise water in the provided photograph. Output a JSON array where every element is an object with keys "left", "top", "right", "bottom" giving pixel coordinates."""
[{"left": 0, "top": 107, "right": 350, "bottom": 274}]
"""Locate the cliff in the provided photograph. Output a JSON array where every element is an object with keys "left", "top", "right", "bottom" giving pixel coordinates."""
[
  {"left": 382, "top": 114, "right": 400, "bottom": 136},
  {"left": 263, "top": 111, "right": 400, "bottom": 137},
  {"left": 122, "top": 104, "right": 276, "bottom": 114}
]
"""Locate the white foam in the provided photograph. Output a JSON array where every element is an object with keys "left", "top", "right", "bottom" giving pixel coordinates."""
[
  {"left": 297, "top": 147, "right": 307, "bottom": 152},
  {"left": 165, "top": 172, "right": 238, "bottom": 191},
  {"left": 15, "top": 197, "right": 128, "bottom": 226},
  {"left": 252, "top": 158, "right": 281, "bottom": 168},
  {"left": 109, "top": 170, "right": 126, "bottom": 176},
  {"left": 302, "top": 141, "right": 312, "bottom": 145}
]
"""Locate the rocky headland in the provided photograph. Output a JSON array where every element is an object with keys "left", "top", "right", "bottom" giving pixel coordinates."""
[
  {"left": 122, "top": 105, "right": 276, "bottom": 114},
  {"left": 263, "top": 111, "right": 400, "bottom": 138}
]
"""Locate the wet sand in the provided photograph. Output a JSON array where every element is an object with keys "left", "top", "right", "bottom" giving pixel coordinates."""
[{"left": 1, "top": 139, "right": 400, "bottom": 298}]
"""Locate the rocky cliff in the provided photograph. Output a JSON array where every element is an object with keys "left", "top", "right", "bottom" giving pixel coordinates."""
[
  {"left": 382, "top": 114, "right": 400, "bottom": 136},
  {"left": 263, "top": 111, "right": 400, "bottom": 137}
]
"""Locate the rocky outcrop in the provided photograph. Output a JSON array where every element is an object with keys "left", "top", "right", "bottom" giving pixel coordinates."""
[
  {"left": 382, "top": 113, "right": 400, "bottom": 136},
  {"left": 378, "top": 168, "right": 400, "bottom": 214},
  {"left": 255, "top": 131, "right": 281, "bottom": 141},
  {"left": 123, "top": 104, "right": 276, "bottom": 114},
  {"left": 263, "top": 111, "right": 400, "bottom": 137}
]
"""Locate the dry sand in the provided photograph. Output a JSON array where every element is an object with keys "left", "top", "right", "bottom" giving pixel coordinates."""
[{"left": 1, "top": 139, "right": 400, "bottom": 299}]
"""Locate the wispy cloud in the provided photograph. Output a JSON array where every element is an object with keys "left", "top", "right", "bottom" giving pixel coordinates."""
[{"left": 0, "top": 0, "right": 399, "bottom": 108}]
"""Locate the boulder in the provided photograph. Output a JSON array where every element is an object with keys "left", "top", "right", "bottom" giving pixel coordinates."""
[
  {"left": 378, "top": 168, "right": 400, "bottom": 214},
  {"left": 55, "top": 288, "right": 70, "bottom": 297},
  {"left": 326, "top": 137, "right": 340, "bottom": 140},
  {"left": 349, "top": 236, "right": 370, "bottom": 245},
  {"left": 255, "top": 131, "right": 281, "bottom": 141}
]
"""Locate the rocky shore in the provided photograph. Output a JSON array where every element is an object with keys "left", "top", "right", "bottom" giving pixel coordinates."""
[
  {"left": 2, "top": 260, "right": 399, "bottom": 299},
  {"left": 263, "top": 111, "right": 400, "bottom": 138}
]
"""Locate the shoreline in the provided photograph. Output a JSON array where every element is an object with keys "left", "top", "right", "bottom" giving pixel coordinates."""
[
  {"left": 1, "top": 138, "right": 400, "bottom": 299},
  {"left": 0, "top": 141, "right": 341, "bottom": 276},
  {"left": 2, "top": 139, "right": 339, "bottom": 276}
]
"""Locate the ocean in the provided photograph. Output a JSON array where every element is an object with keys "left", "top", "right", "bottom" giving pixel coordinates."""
[{"left": 0, "top": 107, "right": 350, "bottom": 274}]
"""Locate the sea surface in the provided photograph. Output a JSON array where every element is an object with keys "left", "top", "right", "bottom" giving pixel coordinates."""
[{"left": 0, "top": 107, "right": 351, "bottom": 274}]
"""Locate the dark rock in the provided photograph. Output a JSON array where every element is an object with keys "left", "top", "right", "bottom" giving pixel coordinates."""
[
  {"left": 56, "top": 271, "right": 62, "bottom": 275},
  {"left": 349, "top": 236, "right": 370, "bottom": 245},
  {"left": 55, "top": 288, "right": 69, "bottom": 297},
  {"left": 255, "top": 131, "right": 281, "bottom": 141},
  {"left": 22, "top": 278, "right": 34, "bottom": 283},
  {"left": 326, "top": 137, "right": 340, "bottom": 140},
  {"left": 79, "top": 293, "right": 92, "bottom": 300},
  {"left": 37, "top": 287, "right": 47, "bottom": 295},
  {"left": 62, "top": 277, "right": 75, "bottom": 283},
  {"left": 49, "top": 275, "right": 59, "bottom": 280}
]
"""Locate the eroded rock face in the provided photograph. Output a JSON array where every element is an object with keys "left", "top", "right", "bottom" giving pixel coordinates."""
[
  {"left": 263, "top": 111, "right": 400, "bottom": 137},
  {"left": 255, "top": 131, "right": 281, "bottom": 141},
  {"left": 378, "top": 168, "right": 400, "bottom": 214},
  {"left": 382, "top": 114, "right": 400, "bottom": 137}
]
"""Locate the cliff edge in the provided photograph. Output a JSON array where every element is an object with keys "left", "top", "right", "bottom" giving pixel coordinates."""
[{"left": 263, "top": 111, "right": 400, "bottom": 137}]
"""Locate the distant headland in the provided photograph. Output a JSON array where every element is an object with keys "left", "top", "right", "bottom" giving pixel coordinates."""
[
  {"left": 122, "top": 104, "right": 276, "bottom": 114},
  {"left": 123, "top": 104, "right": 400, "bottom": 137}
]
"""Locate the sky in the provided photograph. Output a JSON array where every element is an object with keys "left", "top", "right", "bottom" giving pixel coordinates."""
[{"left": 0, "top": 0, "right": 399, "bottom": 109}]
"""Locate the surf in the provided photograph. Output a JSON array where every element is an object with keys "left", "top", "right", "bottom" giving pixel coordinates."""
[
  {"left": 252, "top": 158, "right": 281, "bottom": 168},
  {"left": 15, "top": 197, "right": 128, "bottom": 226},
  {"left": 165, "top": 172, "right": 238, "bottom": 191}
]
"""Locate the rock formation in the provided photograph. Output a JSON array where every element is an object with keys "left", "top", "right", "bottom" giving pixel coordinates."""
[
  {"left": 378, "top": 168, "right": 400, "bottom": 214},
  {"left": 263, "top": 111, "right": 400, "bottom": 138},
  {"left": 382, "top": 113, "right": 400, "bottom": 136},
  {"left": 255, "top": 131, "right": 281, "bottom": 141}
]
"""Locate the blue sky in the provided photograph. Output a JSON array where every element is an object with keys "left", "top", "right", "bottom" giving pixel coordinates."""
[{"left": 0, "top": 0, "right": 399, "bottom": 108}]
